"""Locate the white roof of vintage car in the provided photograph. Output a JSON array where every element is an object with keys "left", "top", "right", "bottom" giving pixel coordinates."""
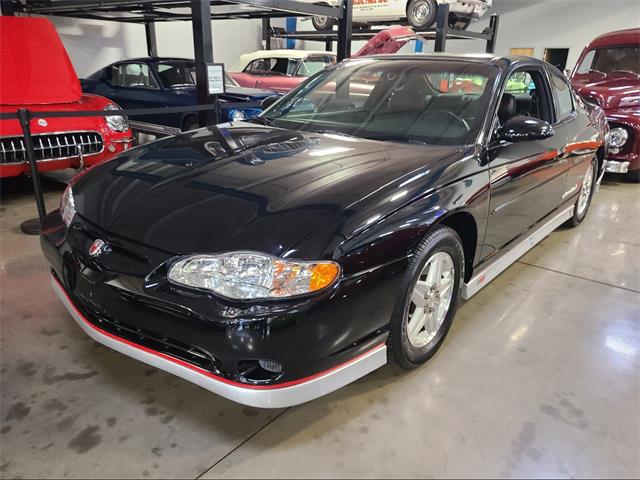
[{"left": 229, "top": 49, "right": 335, "bottom": 72}]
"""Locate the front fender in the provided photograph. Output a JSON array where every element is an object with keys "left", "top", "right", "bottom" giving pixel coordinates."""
[{"left": 334, "top": 167, "right": 491, "bottom": 278}]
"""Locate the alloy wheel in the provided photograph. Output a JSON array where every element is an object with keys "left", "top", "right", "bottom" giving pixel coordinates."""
[
  {"left": 406, "top": 251, "right": 455, "bottom": 348},
  {"left": 576, "top": 163, "right": 594, "bottom": 217}
]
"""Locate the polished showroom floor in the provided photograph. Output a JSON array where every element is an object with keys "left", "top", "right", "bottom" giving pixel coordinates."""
[{"left": 1, "top": 174, "right": 638, "bottom": 479}]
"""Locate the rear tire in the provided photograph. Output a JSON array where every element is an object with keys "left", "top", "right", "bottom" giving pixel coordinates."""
[
  {"left": 567, "top": 157, "right": 597, "bottom": 227},
  {"left": 406, "top": 0, "right": 437, "bottom": 29},
  {"left": 387, "top": 225, "right": 464, "bottom": 370}
]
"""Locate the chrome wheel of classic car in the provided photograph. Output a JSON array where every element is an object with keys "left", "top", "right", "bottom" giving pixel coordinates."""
[
  {"left": 406, "top": 0, "right": 437, "bottom": 29},
  {"left": 406, "top": 252, "right": 456, "bottom": 348},
  {"left": 389, "top": 226, "right": 463, "bottom": 370}
]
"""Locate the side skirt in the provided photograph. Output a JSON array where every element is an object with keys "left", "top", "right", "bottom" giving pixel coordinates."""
[{"left": 461, "top": 204, "right": 574, "bottom": 300}]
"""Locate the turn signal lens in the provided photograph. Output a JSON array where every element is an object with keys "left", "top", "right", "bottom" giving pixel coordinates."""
[{"left": 167, "top": 252, "right": 340, "bottom": 300}]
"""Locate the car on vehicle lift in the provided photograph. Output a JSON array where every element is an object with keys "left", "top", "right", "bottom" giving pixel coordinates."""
[
  {"left": 0, "top": 17, "right": 132, "bottom": 178},
  {"left": 307, "top": 0, "right": 492, "bottom": 31},
  {"left": 81, "top": 57, "right": 281, "bottom": 131},
  {"left": 571, "top": 28, "right": 640, "bottom": 182},
  {"left": 43, "top": 54, "right": 607, "bottom": 408}
]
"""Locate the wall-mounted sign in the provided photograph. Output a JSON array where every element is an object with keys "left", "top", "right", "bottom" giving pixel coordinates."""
[{"left": 207, "top": 63, "right": 226, "bottom": 95}]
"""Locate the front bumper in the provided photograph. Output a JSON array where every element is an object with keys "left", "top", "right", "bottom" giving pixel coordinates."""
[
  {"left": 41, "top": 212, "right": 399, "bottom": 407},
  {"left": 0, "top": 137, "right": 133, "bottom": 178},
  {"left": 51, "top": 273, "right": 386, "bottom": 408},
  {"left": 604, "top": 159, "right": 630, "bottom": 174}
]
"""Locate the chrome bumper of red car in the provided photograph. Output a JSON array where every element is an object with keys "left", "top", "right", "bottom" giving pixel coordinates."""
[
  {"left": 604, "top": 159, "right": 630, "bottom": 174},
  {"left": 50, "top": 273, "right": 388, "bottom": 408}
]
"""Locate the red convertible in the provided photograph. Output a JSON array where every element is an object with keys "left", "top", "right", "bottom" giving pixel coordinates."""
[
  {"left": 571, "top": 28, "right": 640, "bottom": 181},
  {"left": 0, "top": 17, "right": 132, "bottom": 178}
]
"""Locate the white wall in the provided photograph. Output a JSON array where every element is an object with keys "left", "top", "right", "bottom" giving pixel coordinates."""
[
  {"left": 442, "top": 0, "right": 640, "bottom": 70},
  {"left": 46, "top": 16, "right": 265, "bottom": 77},
  {"left": 38, "top": 0, "right": 640, "bottom": 77}
]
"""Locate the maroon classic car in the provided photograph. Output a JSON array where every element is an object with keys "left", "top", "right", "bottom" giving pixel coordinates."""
[{"left": 571, "top": 28, "right": 640, "bottom": 181}]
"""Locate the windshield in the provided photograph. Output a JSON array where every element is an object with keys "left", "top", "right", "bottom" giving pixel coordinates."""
[
  {"left": 575, "top": 46, "right": 640, "bottom": 77},
  {"left": 155, "top": 61, "right": 240, "bottom": 88},
  {"left": 261, "top": 59, "right": 497, "bottom": 146}
]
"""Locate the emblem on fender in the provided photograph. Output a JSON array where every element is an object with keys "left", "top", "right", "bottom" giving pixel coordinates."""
[
  {"left": 37, "top": 118, "right": 48, "bottom": 127},
  {"left": 88, "top": 239, "right": 109, "bottom": 257}
]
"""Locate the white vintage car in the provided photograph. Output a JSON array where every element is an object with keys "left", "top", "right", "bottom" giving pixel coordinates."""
[{"left": 309, "top": 0, "right": 492, "bottom": 31}]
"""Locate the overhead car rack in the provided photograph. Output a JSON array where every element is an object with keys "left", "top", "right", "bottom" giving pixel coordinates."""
[{"left": 264, "top": 4, "right": 499, "bottom": 54}]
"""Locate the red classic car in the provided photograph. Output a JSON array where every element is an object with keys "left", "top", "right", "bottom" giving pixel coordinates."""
[
  {"left": 571, "top": 28, "right": 640, "bottom": 181},
  {"left": 0, "top": 17, "right": 132, "bottom": 178},
  {"left": 229, "top": 50, "right": 336, "bottom": 93}
]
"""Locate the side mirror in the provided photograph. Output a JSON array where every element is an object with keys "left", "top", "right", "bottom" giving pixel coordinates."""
[
  {"left": 261, "top": 95, "right": 280, "bottom": 110},
  {"left": 500, "top": 116, "right": 555, "bottom": 142}
]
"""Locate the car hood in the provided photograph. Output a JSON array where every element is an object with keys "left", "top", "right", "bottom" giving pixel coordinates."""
[
  {"left": 573, "top": 75, "right": 640, "bottom": 110},
  {"left": 170, "top": 85, "right": 278, "bottom": 102},
  {"left": 72, "top": 122, "right": 463, "bottom": 257}
]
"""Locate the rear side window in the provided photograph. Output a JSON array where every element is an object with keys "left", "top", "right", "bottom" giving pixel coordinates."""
[{"left": 550, "top": 71, "right": 574, "bottom": 121}]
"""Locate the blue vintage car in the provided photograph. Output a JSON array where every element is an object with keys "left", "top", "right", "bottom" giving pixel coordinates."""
[{"left": 81, "top": 57, "right": 279, "bottom": 131}]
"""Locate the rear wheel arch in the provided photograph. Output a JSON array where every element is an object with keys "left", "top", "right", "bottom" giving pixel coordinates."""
[{"left": 181, "top": 114, "right": 199, "bottom": 132}]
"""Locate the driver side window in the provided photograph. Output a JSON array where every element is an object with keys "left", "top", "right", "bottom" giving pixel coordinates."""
[{"left": 496, "top": 68, "right": 552, "bottom": 127}]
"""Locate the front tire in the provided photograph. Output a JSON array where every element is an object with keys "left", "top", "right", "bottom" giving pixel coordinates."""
[
  {"left": 567, "top": 157, "right": 597, "bottom": 227},
  {"left": 312, "top": 3, "right": 337, "bottom": 32},
  {"left": 406, "top": 0, "right": 438, "bottom": 29},
  {"left": 387, "top": 226, "right": 464, "bottom": 369}
]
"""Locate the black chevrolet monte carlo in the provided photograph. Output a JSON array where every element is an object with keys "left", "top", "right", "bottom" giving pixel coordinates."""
[{"left": 41, "top": 55, "right": 608, "bottom": 408}]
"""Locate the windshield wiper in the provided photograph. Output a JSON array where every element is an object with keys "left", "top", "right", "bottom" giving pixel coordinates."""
[{"left": 249, "top": 117, "right": 277, "bottom": 127}]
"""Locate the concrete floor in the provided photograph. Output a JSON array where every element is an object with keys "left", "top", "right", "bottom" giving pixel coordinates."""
[{"left": 1, "top": 174, "right": 638, "bottom": 479}]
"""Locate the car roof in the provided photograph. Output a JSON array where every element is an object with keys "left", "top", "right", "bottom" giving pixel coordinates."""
[
  {"left": 586, "top": 28, "right": 640, "bottom": 49},
  {"left": 115, "top": 56, "right": 194, "bottom": 64},
  {"left": 344, "top": 53, "right": 551, "bottom": 70},
  {"left": 242, "top": 49, "right": 335, "bottom": 59}
]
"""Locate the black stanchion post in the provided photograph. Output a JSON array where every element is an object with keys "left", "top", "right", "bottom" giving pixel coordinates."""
[{"left": 17, "top": 108, "right": 47, "bottom": 235}]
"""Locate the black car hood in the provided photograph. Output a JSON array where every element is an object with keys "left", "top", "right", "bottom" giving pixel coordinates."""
[{"left": 72, "top": 122, "right": 463, "bottom": 257}]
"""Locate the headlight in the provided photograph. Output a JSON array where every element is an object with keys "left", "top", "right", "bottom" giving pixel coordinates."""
[
  {"left": 60, "top": 184, "right": 75, "bottom": 227},
  {"left": 229, "top": 109, "right": 246, "bottom": 122},
  {"left": 167, "top": 252, "right": 340, "bottom": 300},
  {"left": 607, "top": 127, "right": 629, "bottom": 150},
  {"left": 104, "top": 103, "right": 129, "bottom": 132}
]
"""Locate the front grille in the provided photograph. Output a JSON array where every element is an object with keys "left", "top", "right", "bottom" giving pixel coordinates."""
[
  {"left": 0, "top": 131, "right": 103, "bottom": 164},
  {"left": 92, "top": 315, "right": 220, "bottom": 374}
]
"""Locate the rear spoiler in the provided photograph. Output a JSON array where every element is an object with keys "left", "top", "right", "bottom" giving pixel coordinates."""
[{"left": 352, "top": 27, "right": 428, "bottom": 58}]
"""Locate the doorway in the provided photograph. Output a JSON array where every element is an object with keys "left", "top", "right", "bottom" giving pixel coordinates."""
[{"left": 544, "top": 48, "right": 570, "bottom": 70}]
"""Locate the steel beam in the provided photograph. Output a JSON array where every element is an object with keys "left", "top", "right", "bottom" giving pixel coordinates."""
[
  {"left": 434, "top": 2, "right": 449, "bottom": 52},
  {"left": 336, "top": 0, "right": 352, "bottom": 61},
  {"left": 485, "top": 13, "right": 499, "bottom": 54},
  {"left": 191, "top": 0, "right": 216, "bottom": 127},
  {"left": 145, "top": 21, "right": 158, "bottom": 57}
]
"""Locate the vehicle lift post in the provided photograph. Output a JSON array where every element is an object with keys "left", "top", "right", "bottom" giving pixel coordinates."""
[
  {"left": 336, "top": 0, "right": 352, "bottom": 61},
  {"left": 191, "top": 0, "right": 219, "bottom": 127}
]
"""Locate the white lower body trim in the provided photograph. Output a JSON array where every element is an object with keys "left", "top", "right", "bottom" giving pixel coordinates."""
[
  {"left": 51, "top": 275, "right": 387, "bottom": 408},
  {"left": 462, "top": 205, "right": 574, "bottom": 299}
]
